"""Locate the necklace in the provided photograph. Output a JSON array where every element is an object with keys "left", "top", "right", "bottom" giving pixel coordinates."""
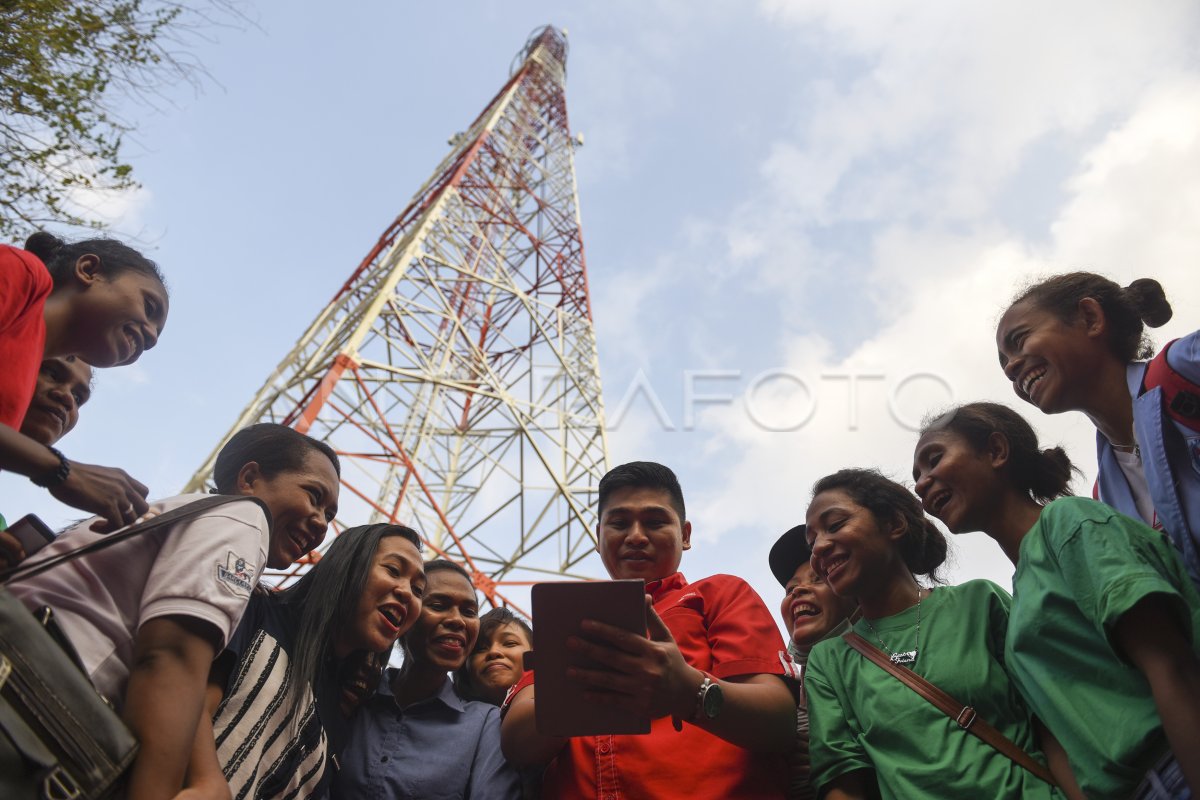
[{"left": 862, "top": 587, "right": 922, "bottom": 666}]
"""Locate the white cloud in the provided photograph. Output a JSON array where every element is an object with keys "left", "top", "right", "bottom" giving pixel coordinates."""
[
  {"left": 683, "top": 60, "right": 1200, "bottom": 607},
  {"left": 61, "top": 169, "right": 154, "bottom": 233},
  {"left": 750, "top": 0, "right": 1200, "bottom": 227},
  {"left": 1050, "top": 79, "right": 1200, "bottom": 289}
]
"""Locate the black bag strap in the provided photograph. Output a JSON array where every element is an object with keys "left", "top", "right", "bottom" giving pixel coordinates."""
[{"left": 0, "top": 495, "right": 270, "bottom": 585}]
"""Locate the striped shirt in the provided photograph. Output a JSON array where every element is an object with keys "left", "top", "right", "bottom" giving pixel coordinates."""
[{"left": 214, "top": 595, "right": 344, "bottom": 800}]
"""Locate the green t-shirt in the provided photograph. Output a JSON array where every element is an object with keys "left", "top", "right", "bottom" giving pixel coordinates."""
[
  {"left": 1006, "top": 496, "right": 1200, "bottom": 799},
  {"left": 806, "top": 580, "right": 1060, "bottom": 799}
]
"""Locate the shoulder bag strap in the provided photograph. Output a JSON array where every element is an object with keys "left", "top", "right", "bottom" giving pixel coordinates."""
[
  {"left": 843, "top": 631, "right": 1057, "bottom": 786},
  {"left": 0, "top": 495, "right": 270, "bottom": 585}
]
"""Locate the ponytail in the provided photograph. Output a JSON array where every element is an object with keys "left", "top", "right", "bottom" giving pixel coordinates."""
[
  {"left": 24, "top": 231, "right": 65, "bottom": 265},
  {"left": 905, "top": 515, "right": 949, "bottom": 577},
  {"left": 1122, "top": 278, "right": 1172, "bottom": 329},
  {"left": 1028, "top": 445, "right": 1074, "bottom": 504}
]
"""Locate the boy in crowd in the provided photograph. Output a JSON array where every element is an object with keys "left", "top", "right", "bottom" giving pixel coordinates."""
[{"left": 501, "top": 461, "right": 797, "bottom": 798}]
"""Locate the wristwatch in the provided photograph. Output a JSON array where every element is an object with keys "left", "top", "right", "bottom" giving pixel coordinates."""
[{"left": 694, "top": 673, "right": 723, "bottom": 721}]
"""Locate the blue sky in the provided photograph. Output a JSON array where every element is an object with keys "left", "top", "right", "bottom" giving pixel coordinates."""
[{"left": 7, "top": 0, "right": 1200, "bottom": 627}]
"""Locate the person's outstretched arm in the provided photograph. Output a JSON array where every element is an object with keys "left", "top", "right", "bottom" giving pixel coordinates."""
[
  {"left": 1034, "top": 719, "right": 1084, "bottom": 800},
  {"left": 0, "top": 424, "right": 149, "bottom": 531},
  {"left": 123, "top": 616, "right": 219, "bottom": 800},
  {"left": 1114, "top": 595, "right": 1200, "bottom": 795},
  {"left": 500, "top": 684, "right": 567, "bottom": 768},
  {"left": 172, "top": 683, "right": 230, "bottom": 800}
]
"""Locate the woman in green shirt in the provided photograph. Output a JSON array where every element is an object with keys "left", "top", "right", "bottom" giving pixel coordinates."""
[
  {"left": 914, "top": 401, "right": 1200, "bottom": 799},
  {"left": 803, "top": 468, "right": 1063, "bottom": 799}
]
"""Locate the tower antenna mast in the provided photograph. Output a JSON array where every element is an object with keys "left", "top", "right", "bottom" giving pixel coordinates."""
[{"left": 187, "top": 26, "right": 609, "bottom": 611}]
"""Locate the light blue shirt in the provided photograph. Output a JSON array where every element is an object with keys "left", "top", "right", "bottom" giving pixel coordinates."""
[
  {"left": 1097, "top": 329, "right": 1200, "bottom": 588},
  {"left": 332, "top": 670, "right": 521, "bottom": 800}
]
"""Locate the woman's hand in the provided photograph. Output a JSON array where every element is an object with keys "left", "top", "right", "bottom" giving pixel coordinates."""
[
  {"left": 48, "top": 461, "right": 150, "bottom": 532},
  {"left": 0, "top": 425, "right": 150, "bottom": 531}
]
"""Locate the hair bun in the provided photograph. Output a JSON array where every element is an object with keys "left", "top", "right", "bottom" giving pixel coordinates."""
[
  {"left": 1030, "top": 445, "right": 1076, "bottom": 501},
  {"left": 914, "top": 517, "right": 950, "bottom": 577},
  {"left": 23, "top": 231, "right": 65, "bottom": 263},
  {"left": 1124, "top": 278, "right": 1173, "bottom": 328}
]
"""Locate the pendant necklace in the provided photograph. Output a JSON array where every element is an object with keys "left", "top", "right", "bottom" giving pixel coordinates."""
[{"left": 862, "top": 587, "right": 922, "bottom": 666}]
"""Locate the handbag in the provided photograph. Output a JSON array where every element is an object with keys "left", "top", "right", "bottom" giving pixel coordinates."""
[
  {"left": 842, "top": 631, "right": 1058, "bottom": 786},
  {"left": 0, "top": 494, "right": 268, "bottom": 800}
]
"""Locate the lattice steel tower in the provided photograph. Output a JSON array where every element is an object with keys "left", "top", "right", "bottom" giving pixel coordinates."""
[{"left": 186, "top": 26, "right": 608, "bottom": 611}]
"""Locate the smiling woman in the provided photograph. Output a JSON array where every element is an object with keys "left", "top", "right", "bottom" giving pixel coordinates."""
[
  {"left": 914, "top": 402, "right": 1200, "bottom": 797},
  {"left": 995, "top": 272, "right": 1200, "bottom": 589},
  {"left": 800, "top": 468, "right": 1065, "bottom": 800},
  {"left": 17, "top": 357, "right": 93, "bottom": 447},
  {"left": 768, "top": 523, "right": 857, "bottom": 800},
  {"left": 0, "top": 232, "right": 168, "bottom": 535},
  {"left": 187, "top": 523, "right": 426, "bottom": 800},
  {"left": 456, "top": 607, "right": 534, "bottom": 706},
  {"left": 5, "top": 421, "right": 347, "bottom": 800},
  {"left": 333, "top": 560, "right": 523, "bottom": 800}
]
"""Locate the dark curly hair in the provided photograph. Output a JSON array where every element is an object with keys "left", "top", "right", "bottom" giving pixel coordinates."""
[
  {"left": 920, "top": 402, "right": 1077, "bottom": 503},
  {"left": 213, "top": 423, "right": 340, "bottom": 494},
  {"left": 1010, "top": 272, "right": 1172, "bottom": 362},
  {"left": 812, "top": 468, "right": 948, "bottom": 581},
  {"left": 25, "top": 231, "right": 166, "bottom": 292}
]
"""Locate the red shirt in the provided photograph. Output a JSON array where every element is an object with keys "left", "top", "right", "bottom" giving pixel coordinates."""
[
  {"left": 510, "top": 572, "right": 797, "bottom": 800},
  {"left": 0, "top": 245, "right": 53, "bottom": 429}
]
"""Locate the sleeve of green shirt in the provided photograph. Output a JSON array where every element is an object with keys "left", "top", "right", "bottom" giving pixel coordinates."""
[
  {"left": 805, "top": 642, "right": 872, "bottom": 791},
  {"left": 1045, "top": 498, "right": 1194, "bottom": 656}
]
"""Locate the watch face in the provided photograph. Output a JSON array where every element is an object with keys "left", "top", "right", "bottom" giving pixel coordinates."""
[{"left": 702, "top": 681, "right": 724, "bottom": 718}]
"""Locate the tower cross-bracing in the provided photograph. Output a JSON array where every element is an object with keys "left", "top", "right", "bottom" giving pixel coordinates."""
[{"left": 186, "top": 26, "right": 609, "bottom": 611}]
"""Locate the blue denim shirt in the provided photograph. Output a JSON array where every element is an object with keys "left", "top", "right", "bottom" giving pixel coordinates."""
[
  {"left": 332, "top": 670, "right": 521, "bottom": 800},
  {"left": 1097, "top": 330, "right": 1200, "bottom": 589}
]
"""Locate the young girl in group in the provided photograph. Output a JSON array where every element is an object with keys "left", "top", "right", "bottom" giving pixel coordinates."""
[
  {"left": 801, "top": 468, "right": 1064, "bottom": 799},
  {"left": 334, "top": 560, "right": 522, "bottom": 800},
  {"left": 17, "top": 356, "right": 93, "bottom": 450},
  {"left": 8, "top": 422, "right": 341, "bottom": 800},
  {"left": 1, "top": 231, "right": 168, "bottom": 530},
  {"left": 995, "top": 273, "right": 1200, "bottom": 585},
  {"left": 914, "top": 401, "right": 1200, "bottom": 798},
  {"left": 186, "top": 521, "right": 425, "bottom": 800},
  {"left": 456, "top": 607, "right": 533, "bottom": 705},
  {"left": 768, "top": 523, "right": 858, "bottom": 800},
  {"left": 0, "top": 356, "right": 93, "bottom": 563}
]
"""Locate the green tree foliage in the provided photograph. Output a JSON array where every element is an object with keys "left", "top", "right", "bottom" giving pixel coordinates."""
[{"left": 0, "top": 1, "right": 211, "bottom": 238}]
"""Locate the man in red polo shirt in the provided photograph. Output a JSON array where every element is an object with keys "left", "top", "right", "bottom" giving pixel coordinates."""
[{"left": 501, "top": 461, "right": 797, "bottom": 799}]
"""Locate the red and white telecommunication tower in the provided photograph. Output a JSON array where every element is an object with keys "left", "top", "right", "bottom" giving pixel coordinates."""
[{"left": 186, "top": 26, "right": 609, "bottom": 611}]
